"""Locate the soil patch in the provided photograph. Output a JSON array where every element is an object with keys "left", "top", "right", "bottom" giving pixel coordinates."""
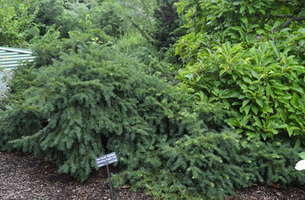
[{"left": 1, "top": 151, "right": 305, "bottom": 199}]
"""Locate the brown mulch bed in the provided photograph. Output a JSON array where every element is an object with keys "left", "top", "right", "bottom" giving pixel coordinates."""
[
  {"left": 1, "top": 151, "right": 305, "bottom": 200},
  {"left": 223, "top": 185, "right": 305, "bottom": 200}
]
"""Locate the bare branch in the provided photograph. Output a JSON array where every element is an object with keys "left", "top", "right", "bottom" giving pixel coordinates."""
[
  {"left": 273, "top": 16, "right": 305, "bottom": 33},
  {"left": 282, "top": 16, "right": 305, "bottom": 28},
  {"left": 128, "top": 17, "right": 153, "bottom": 43},
  {"left": 276, "top": 14, "right": 293, "bottom": 18}
]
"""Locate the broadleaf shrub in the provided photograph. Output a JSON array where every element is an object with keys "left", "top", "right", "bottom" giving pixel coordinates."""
[{"left": 176, "top": 27, "right": 305, "bottom": 142}]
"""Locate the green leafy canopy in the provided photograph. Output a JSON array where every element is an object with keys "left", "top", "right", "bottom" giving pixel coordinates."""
[{"left": 175, "top": 0, "right": 305, "bottom": 143}]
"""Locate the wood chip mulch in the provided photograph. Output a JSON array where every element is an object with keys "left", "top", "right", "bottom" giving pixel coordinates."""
[
  {"left": 0, "top": 151, "right": 153, "bottom": 200},
  {"left": 1, "top": 151, "right": 305, "bottom": 200}
]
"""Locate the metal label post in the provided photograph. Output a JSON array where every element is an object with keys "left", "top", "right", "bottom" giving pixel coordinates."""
[{"left": 95, "top": 152, "right": 118, "bottom": 200}]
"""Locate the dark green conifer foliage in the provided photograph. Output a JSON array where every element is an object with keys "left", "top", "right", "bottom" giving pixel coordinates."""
[
  {"left": 0, "top": 104, "right": 42, "bottom": 153},
  {"left": 6, "top": 30, "right": 215, "bottom": 181},
  {"left": 0, "top": 62, "right": 44, "bottom": 152},
  {"left": 113, "top": 130, "right": 305, "bottom": 199},
  {"left": 31, "top": 28, "right": 113, "bottom": 68}
]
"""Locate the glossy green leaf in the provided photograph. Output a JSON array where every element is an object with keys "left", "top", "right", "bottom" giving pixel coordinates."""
[
  {"left": 256, "top": 98, "right": 263, "bottom": 108},
  {"left": 230, "top": 91, "right": 242, "bottom": 98},
  {"left": 287, "top": 126, "right": 293, "bottom": 137},
  {"left": 272, "top": 21, "right": 282, "bottom": 30},
  {"left": 298, "top": 10, "right": 305, "bottom": 17},
  {"left": 232, "top": 102, "right": 242, "bottom": 105},
  {"left": 258, "top": 9, "right": 265, "bottom": 15},
  {"left": 247, "top": 5, "right": 255, "bottom": 14},
  {"left": 281, "top": 93, "right": 292, "bottom": 100},
  {"left": 244, "top": 105, "right": 251, "bottom": 115},
  {"left": 268, "top": 40, "right": 280, "bottom": 59},
  {"left": 242, "top": 99, "right": 251, "bottom": 108},
  {"left": 240, "top": 16, "right": 248, "bottom": 25},
  {"left": 278, "top": 108, "right": 287, "bottom": 121},
  {"left": 237, "top": 129, "right": 244, "bottom": 133},
  {"left": 251, "top": 105, "right": 259, "bottom": 115},
  {"left": 244, "top": 114, "right": 252, "bottom": 120},
  {"left": 266, "top": 107, "right": 273, "bottom": 113},
  {"left": 238, "top": 95, "right": 247, "bottom": 99},
  {"left": 242, "top": 76, "right": 252, "bottom": 84},
  {"left": 289, "top": 114, "right": 298, "bottom": 120},
  {"left": 196, "top": 76, "right": 201, "bottom": 82},
  {"left": 295, "top": 138, "right": 301, "bottom": 148},
  {"left": 253, "top": 116, "right": 263, "bottom": 128},
  {"left": 277, "top": 123, "right": 287, "bottom": 129},
  {"left": 240, "top": 117, "right": 250, "bottom": 126},
  {"left": 288, "top": 106, "right": 296, "bottom": 113},
  {"left": 209, "top": 96, "right": 219, "bottom": 102},
  {"left": 248, "top": 85, "right": 256, "bottom": 90},
  {"left": 240, "top": 5, "right": 246, "bottom": 13},
  {"left": 274, "top": 100, "right": 278, "bottom": 108},
  {"left": 290, "top": 86, "right": 304, "bottom": 93},
  {"left": 251, "top": 70, "right": 258, "bottom": 78},
  {"left": 272, "top": 84, "right": 289, "bottom": 90},
  {"left": 256, "top": 29, "right": 266, "bottom": 35},
  {"left": 299, "top": 152, "right": 305, "bottom": 160},
  {"left": 274, "top": 89, "right": 284, "bottom": 95},
  {"left": 222, "top": 98, "right": 230, "bottom": 110},
  {"left": 292, "top": 93, "right": 300, "bottom": 107},
  {"left": 261, "top": 134, "right": 267, "bottom": 140}
]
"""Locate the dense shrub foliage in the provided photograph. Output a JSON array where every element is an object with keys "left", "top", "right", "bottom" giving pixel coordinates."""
[
  {"left": 114, "top": 132, "right": 305, "bottom": 199},
  {"left": 0, "top": 0, "right": 38, "bottom": 47},
  {"left": 175, "top": 0, "right": 305, "bottom": 143},
  {"left": 1, "top": 32, "right": 304, "bottom": 199},
  {"left": 177, "top": 29, "right": 305, "bottom": 141},
  {"left": 31, "top": 28, "right": 113, "bottom": 68},
  {"left": 1, "top": 0, "right": 305, "bottom": 199},
  {"left": 90, "top": 2, "right": 128, "bottom": 37},
  {"left": 3, "top": 31, "right": 222, "bottom": 182}
]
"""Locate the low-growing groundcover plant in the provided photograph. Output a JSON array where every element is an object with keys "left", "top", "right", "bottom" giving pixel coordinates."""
[{"left": 118, "top": 135, "right": 305, "bottom": 199}]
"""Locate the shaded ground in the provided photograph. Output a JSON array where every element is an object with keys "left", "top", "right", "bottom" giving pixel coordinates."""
[
  {"left": 0, "top": 151, "right": 153, "bottom": 200},
  {"left": 1, "top": 151, "right": 305, "bottom": 200},
  {"left": 223, "top": 184, "right": 305, "bottom": 200}
]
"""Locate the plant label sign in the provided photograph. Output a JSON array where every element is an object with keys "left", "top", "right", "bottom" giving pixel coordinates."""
[
  {"left": 95, "top": 152, "right": 118, "bottom": 168},
  {"left": 95, "top": 152, "right": 118, "bottom": 200}
]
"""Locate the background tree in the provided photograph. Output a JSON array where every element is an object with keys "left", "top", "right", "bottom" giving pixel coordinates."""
[
  {"left": 176, "top": 0, "right": 305, "bottom": 34},
  {"left": 153, "top": 0, "right": 186, "bottom": 50},
  {"left": 0, "top": 0, "right": 38, "bottom": 47},
  {"left": 89, "top": 2, "right": 128, "bottom": 37},
  {"left": 28, "top": 0, "right": 64, "bottom": 35}
]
